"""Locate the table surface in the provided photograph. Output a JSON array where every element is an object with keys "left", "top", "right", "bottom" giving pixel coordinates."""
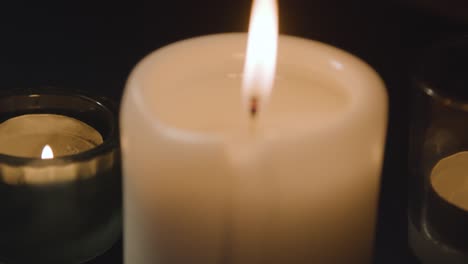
[{"left": 85, "top": 238, "right": 423, "bottom": 264}]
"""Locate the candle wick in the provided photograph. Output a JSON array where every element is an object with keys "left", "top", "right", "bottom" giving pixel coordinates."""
[{"left": 250, "top": 96, "right": 258, "bottom": 118}]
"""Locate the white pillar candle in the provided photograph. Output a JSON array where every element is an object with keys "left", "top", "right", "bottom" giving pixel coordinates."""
[{"left": 121, "top": 2, "right": 387, "bottom": 263}]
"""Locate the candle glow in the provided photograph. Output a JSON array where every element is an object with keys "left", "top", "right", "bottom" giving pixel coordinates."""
[
  {"left": 41, "top": 145, "right": 54, "bottom": 159},
  {"left": 242, "top": 0, "right": 278, "bottom": 115}
]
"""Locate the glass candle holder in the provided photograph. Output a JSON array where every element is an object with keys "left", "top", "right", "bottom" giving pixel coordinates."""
[
  {"left": 0, "top": 88, "right": 121, "bottom": 264},
  {"left": 409, "top": 37, "right": 468, "bottom": 264}
]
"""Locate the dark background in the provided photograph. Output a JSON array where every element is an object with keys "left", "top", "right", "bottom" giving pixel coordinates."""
[{"left": 0, "top": 1, "right": 467, "bottom": 263}]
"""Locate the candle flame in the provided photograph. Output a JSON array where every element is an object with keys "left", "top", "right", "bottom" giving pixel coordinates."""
[
  {"left": 41, "top": 145, "right": 54, "bottom": 159},
  {"left": 243, "top": 0, "right": 279, "bottom": 117}
]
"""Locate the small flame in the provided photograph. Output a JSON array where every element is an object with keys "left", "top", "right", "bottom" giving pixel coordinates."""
[
  {"left": 243, "top": 0, "right": 279, "bottom": 116},
  {"left": 41, "top": 145, "right": 54, "bottom": 159}
]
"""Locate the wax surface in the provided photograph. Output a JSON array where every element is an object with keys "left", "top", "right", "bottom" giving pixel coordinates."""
[
  {"left": 148, "top": 66, "right": 348, "bottom": 139},
  {"left": 431, "top": 151, "right": 468, "bottom": 211},
  {"left": 122, "top": 33, "right": 387, "bottom": 264},
  {"left": 0, "top": 114, "right": 103, "bottom": 158}
]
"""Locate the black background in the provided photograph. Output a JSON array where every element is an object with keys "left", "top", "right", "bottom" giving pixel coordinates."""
[{"left": 0, "top": 1, "right": 467, "bottom": 263}]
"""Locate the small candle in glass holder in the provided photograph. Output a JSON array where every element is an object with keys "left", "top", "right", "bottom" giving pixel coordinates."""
[
  {"left": 427, "top": 152, "right": 468, "bottom": 252},
  {"left": 408, "top": 36, "right": 468, "bottom": 264},
  {"left": 0, "top": 89, "right": 121, "bottom": 264}
]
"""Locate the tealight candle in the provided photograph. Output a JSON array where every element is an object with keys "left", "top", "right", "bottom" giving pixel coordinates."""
[
  {"left": 0, "top": 114, "right": 104, "bottom": 184},
  {"left": 408, "top": 36, "right": 468, "bottom": 263},
  {"left": 0, "top": 89, "right": 121, "bottom": 264},
  {"left": 0, "top": 114, "right": 103, "bottom": 158},
  {"left": 121, "top": 0, "right": 387, "bottom": 263},
  {"left": 427, "top": 151, "right": 468, "bottom": 251}
]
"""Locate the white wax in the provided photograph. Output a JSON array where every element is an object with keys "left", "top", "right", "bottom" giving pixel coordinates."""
[{"left": 121, "top": 33, "right": 388, "bottom": 264}]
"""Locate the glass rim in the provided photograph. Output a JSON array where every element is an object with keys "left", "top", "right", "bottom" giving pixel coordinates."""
[
  {"left": 416, "top": 82, "right": 468, "bottom": 111},
  {"left": 0, "top": 87, "right": 119, "bottom": 166},
  {"left": 412, "top": 34, "right": 468, "bottom": 109}
]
